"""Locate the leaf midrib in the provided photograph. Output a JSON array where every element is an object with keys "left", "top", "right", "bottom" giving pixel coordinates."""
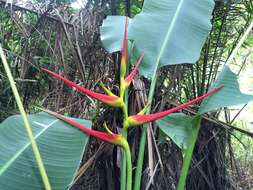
[
  {"left": 0, "top": 119, "right": 58, "bottom": 175},
  {"left": 148, "top": 0, "right": 184, "bottom": 103},
  {"left": 153, "top": 0, "right": 184, "bottom": 76}
]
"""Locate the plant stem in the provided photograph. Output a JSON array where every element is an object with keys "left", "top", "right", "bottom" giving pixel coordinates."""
[
  {"left": 120, "top": 149, "right": 127, "bottom": 190},
  {"left": 134, "top": 5, "right": 177, "bottom": 186},
  {"left": 134, "top": 75, "right": 157, "bottom": 190},
  {"left": 123, "top": 140, "right": 132, "bottom": 190},
  {"left": 0, "top": 45, "right": 52, "bottom": 190},
  {"left": 120, "top": 124, "right": 127, "bottom": 190},
  {"left": 177, "top": 115, "right": 202, "bottom": 190},
  {"left": 120, "top": 86, "right": 129, "bottom": 190}
]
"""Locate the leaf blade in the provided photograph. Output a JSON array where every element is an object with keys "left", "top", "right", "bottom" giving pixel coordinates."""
[
  {"left": 0, "top": 112, "right": 91, "bottom": 190},
  {"left": 156, "top": 113, "right": 193, "bottom": 151},
  {"left": 100, "top": 16, "right": 131, "bottom": 53},
  {"left": 100, "top": 0, "right": 215, "bottom": 78},
  {"left": 199, "top": 66, "right": 253, "bottom": 114}
]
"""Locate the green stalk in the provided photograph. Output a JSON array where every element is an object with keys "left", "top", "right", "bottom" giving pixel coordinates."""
[
  {"left": 120, "top": 48, "right": 130, "bottom": 189},
  {"left": 0, "top": 45, "right": 52, "bottom": 190},
  {"left": 122, "top": 139, "right": 132, "bottom": 190},
  {"left": 134, "top": 3, "right": 181, "bottom": 187},
  {"left": 133, "top": 75, "right": 157, "bottom": 190},
  {"left": 177, "top": 115, "right": 201, "bottom": 190},
  {"left": 120, "top": 101, "right": 129, "bottom": 190},
  {"left": 120, "top": 148, "right": 127, "bottom": 190}
]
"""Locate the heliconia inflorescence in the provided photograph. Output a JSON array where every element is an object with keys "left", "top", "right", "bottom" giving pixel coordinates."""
[
  {"left": 42, "top": 16, "right": 223, "bottom": 129},
  {"left": 41, "top": 17, "right": 224, "bottom": 190}
]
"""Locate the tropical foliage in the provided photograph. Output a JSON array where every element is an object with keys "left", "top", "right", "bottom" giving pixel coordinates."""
[{"left": 0, "top": 0, "right": 253, "bottom": 189}]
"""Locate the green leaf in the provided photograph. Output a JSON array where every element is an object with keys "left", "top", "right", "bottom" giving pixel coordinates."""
[
  {"left": 199, "top": 66, "right": 253, "bottom": 114},
  {"left": 0, "top": 112, "right": 91, "bottom": 190},
  {"left": 100, "top": 16, "right": 132, "bottom": 53},
  {"left": 157, "top": 113, "right": 193, "bottom": 151},
  {"left": 100, "top": 0, "right": 214, "bottom": 78}
]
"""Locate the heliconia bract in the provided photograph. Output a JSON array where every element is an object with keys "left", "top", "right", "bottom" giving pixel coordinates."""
[
  {"left": 41, "top": 68, "right": 123, "bottom": 107},
  {"left": 120, "top": 17, "right": 128, "bottom": 79},
  {"left": 127, "top": 86, "right": 224, "bottom": 126},
  {"left": 124, "top": 53, "right": 144, "bottom": 87},
  {"left": 42, "top": 109, "right": 124, "bottom": 146}
]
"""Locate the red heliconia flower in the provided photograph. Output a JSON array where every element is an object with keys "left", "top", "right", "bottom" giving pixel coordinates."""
[
  {"left": 124, "top": 53, "right": 144, "bottom": 86},
  {"left": 41, "top": 68, "right": 123, "bottom": 107},
  {"left": 127, "top": 86, "right": 223, "bottom": 126},
  {"left": 120, "top": 17, "right": 128, "bottom": 78},
  {"left": 43, "top": 109, "right": 123, "bottom": 146}
]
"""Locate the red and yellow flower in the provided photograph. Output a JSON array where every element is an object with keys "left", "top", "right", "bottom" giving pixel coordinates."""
[
  {"left": 41, "top": 68, "right": 123, "bottom": 107},
  {"left": 127, "top": 86, "right": 223, "bottom": 126},
  {"left": 43, "top": 109, "right": 125, "bottom": 146}
]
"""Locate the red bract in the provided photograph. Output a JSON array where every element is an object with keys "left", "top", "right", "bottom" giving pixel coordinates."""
[
  {"left": 124, "top": 53, "right": 144, "bottom": 86},
  {"left": 120, "top": 17, "right": 128, "bottom": 78},
  {"left": 41, "top": 68, "right": 123, "bottom": 107},
  {"left": 127, "top": 86, "right": 223, "bottom": 126},
  {"left": 44, "top": 109, "right": 123, "bottom": 145}
]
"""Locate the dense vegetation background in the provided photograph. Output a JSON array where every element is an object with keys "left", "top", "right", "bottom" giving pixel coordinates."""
[{"left": 0, "top": 0, "right": 252, "bottom": 189}]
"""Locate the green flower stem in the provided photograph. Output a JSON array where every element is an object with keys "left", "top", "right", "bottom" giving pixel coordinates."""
[
  {"left": 134, "top": 74, "right": 157, "bottom": 190},
  {"left": 0, "top": 45, "right": 52, "bottom": 190},
  {"left": 177, "top": 115, "right": 202, "bottom": 190},
  {"left": 120, "top": 122, "right": 127, "bottom": 190},
  {"left": 134, "top": 7, "right": 174, "bottom": 186},
  {"left": 122, "top": 139, "right": 132, "bottom": 190},
  {"left": 120, "top": 87, "right": 129, "bottom": 190},
  {"left": 133, "top": 130, "right": 146, "bottom": 190},
  {"left": 120, "top": 150, "right": 127, "bottom": 190}
]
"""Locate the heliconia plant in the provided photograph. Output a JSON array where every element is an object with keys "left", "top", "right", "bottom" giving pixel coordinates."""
[
  {"left": 41, "top": 18, "right": 223, "bottom": 190},
  {"left": 2, "top": 1, "right": 252, "bottom": 190}
]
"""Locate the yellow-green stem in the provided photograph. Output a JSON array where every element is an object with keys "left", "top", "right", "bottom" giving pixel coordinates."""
[
  {"left": 120, "top": 88, "right": 129, "bottom": 190},
  {"left": 122, "top": 140, "right": 132, "bottom": 190},
  {"left": 0, "top": 45, "right": 52, "bottom": 190},
  {"left": 120, "top": 119, "right": 127, "bottom": 190},
  {"left": 120, "top": 77, "right": 126, "bottom": 98}
]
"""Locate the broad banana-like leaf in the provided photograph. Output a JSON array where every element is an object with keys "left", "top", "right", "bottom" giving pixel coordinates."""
[
  {"left": 199, "top": 66, "right": 253, "bottom": 114},
  {"left": 100, "top": 0, "right": 214, "bottom": 78},
  {"left": 0, "top": 112, "right": 91, "bottom": 190},
  {"left": 157, "top": 113, "right": 194, "bottom": 152},
  {"left": 100, "top": 16, "right": 132, "bottom": 53}
]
